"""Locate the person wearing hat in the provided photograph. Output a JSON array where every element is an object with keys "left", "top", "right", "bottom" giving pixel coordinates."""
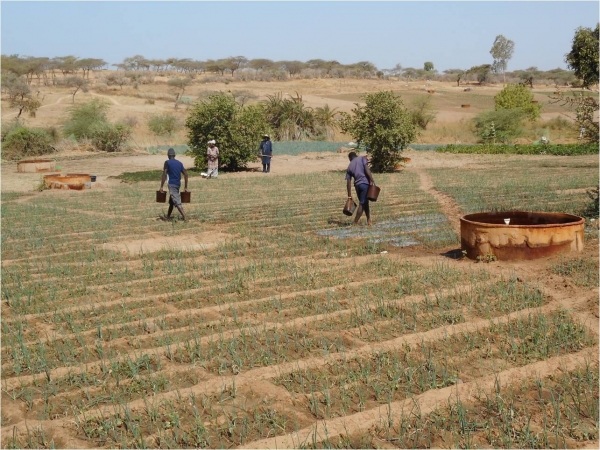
[
  {"left": 206, "top": 140, "right": 219, "bottom": 178},
  {"left": 259, "top": 134, "right": 272, "bottom": 173},
  {"left": 159, "top": 147, "right": 188, "bottom": 220}
]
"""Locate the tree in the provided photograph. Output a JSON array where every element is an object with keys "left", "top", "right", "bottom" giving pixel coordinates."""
[
  {"left": 61, "top": 76, "right": 89, "bottom": 102},
  {"left": 247, "top": 58, "right": 274, "bottom": 71},
  {"left": 565, "top": 23, "right": 599, "bottom": 88},
  {"left": 55, "top": 55, "right": 79, "bottom": 76},
  {"left": 423, "top": 61, "right": 434, "bottom": 72},
  {"left": 105, "top": 73, "right": 128, "bottom": 89},
  {"left": 490, "top": 35, "right": 515, "bottom": 83},
  {"left": 494, "top": 83, "right": 541, "bottom": 121},
  {"left": 278, "top": 60, "right": 306, "bottom": 78},
  {"left": 444, "top": 69, "right": 465, "bottom": 86},
  {"left": 186, "top": 92, "right": 269, "bottom": 170},
  {"left": 121, "top": 55, "right": 150, "bottom": 71},
  {"left": 514, "top": 66, "right": 540, "bottom": 88},
  {"left": 168, "top": 76, "right": 193, "bottom": 107},
  {"left": 12, "top": 97, "right": 41, "bottom": 118},
  {"left": 384, "top": 63, "right": 403, "bottom": 79},
  {"left": 339, "top": 91, "right": 418, "bottom": 172},
  {"left": 468, "top": 64, "right": 492, "bottom": 84},
  {"left": 205, "top": 59, "right": 228, "bottom": 76},
  {"left": 224, "top": 56, "right": 248, "bottom": 76},
  {"left": 550, "top": 92, "right": 599, "bottom": 143},
  {"left": 231, "top": 89, "right": 258, "bottom": 106},
  {"left": 77, "top": 58, "right": 107, "bottom": 78}
]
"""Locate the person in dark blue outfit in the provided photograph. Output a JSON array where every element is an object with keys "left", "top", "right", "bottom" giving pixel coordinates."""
[
  {"left": 346, "top": 152, "right": 375, "bottom": 226},
  {"left": 159, "top": 147, "right": 189, "bottom": 220},
  {"left": 259, "top": 135, "right": 273, "bottom": 173}
]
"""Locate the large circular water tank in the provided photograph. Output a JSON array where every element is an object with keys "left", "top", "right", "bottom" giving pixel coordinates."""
[{"left": 461, "top": 211, "right": 585, "bottom": 260}]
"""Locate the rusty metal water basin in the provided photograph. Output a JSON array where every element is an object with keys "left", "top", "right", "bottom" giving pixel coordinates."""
[
  {"left": 17, "top": 159, "right": 56, "bottom": 173},
  {"left": 43, "top": 173, "right": 92, "bottom": 190},
  {"left": 461, "top": 211, "right": 585, "bottom": 260}
]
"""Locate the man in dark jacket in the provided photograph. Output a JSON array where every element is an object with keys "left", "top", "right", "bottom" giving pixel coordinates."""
[
  {"left": 259, "top": 134, "right": 273, "bottom": 173},
  {"left": 346, "top": 152, "right": 375, "bottom": 226},
  {"left": 159, "top": 147, "right": 189, "bottom": 220}
]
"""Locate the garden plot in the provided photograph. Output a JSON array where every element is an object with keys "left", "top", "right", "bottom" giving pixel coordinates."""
[
  {"left": 1, "top": 153, "right": 598, "bottom": 449},
  {"left": 317, "top": 213, "right": 452, "bottom": 247}
]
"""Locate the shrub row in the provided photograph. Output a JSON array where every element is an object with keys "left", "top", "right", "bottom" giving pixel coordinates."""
[{"left": 437, "top": 143, "right": 598, "bottom": 156}]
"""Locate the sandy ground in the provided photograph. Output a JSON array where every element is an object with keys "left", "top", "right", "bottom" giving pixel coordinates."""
[{"left": 0, "top": 147, "right": 534, "bottom": 194}]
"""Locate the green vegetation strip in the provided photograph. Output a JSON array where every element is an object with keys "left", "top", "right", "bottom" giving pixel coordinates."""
[
  {"left": 311, "top": 277, "right": 544, "bottom": 340},
  {"left": 437, "top": 143, "right": 598, "bottom": 155}
]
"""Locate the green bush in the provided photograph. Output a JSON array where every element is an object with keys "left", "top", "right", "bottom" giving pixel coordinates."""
[
  {"left": 186, "top": 92, "right": 269, "bottom": 170},
  {"left": 62, "top": 99, "right": 110, "bottom": 139},
  {"left": 494, "top": 83, "right": 541, "bottom": 121},
  {"left": 2, "top": 125, "right": 58, "bottom": 160},
  {"left": 473, "top": 109, "right": 525, "bottom": 144},
  {"left": 409, "top": 95, "right": 437, "bottom": 130},
  {"left": 1, "top": 118, "right": 24, "bottom": 142},
  {"left": 147, "top": 113, "right": 181, "bottom": 136},
  {"left": 91, "top": 122, "right": 132, "bottom": 152},
  {"left": 339, "top": 90, "right": 417, "bottom": 172},
  {"left": 437, "top": 142, "right": 598, "bottom": 156}
]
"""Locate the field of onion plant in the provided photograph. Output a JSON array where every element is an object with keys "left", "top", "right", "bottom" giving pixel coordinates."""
[{"left": 1, "top": 158, "right": 598, "bottom": 448}]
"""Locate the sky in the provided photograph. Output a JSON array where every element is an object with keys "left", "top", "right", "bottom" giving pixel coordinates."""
[{"left": 1, "top": 1, "right": 598, "bottom": 73}]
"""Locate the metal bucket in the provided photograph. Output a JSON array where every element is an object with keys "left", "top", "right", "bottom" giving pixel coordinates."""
[
  {"left": 367, "top": 184, "right": 381, "bottom": 202},
  {"left": 343, "top": 198, "right": 357, "bottom": 216},
  {"left": 156, "top": 191, "right": 167, "bottom": 203},
  {"left": 181, "top": 191, "right": 191, "bottom": 203}
]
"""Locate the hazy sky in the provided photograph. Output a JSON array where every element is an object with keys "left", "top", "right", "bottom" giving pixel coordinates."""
[{"left": 1, "top": 1, "right": 598, "bottom": 72}]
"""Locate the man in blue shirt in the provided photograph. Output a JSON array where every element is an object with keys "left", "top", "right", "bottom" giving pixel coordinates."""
[
  {"left": 159, "top": 148, "right": 189, "bottom": 221},
  {"left": 346, "top": 152, "right": 375, "bottom": 226},
  {"left": 259, "top": 134, "right": 273, "bottom": 173}
]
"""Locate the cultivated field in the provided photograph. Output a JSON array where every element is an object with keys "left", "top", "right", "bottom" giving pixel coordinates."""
[{"left": 1, "top": 144, "right": 598, "bottom": 447}]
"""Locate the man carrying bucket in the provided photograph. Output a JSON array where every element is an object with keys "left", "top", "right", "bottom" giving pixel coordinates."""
[
  {"left": 346, "top": 152, "right": 375, "bottom": 226},
  {"left": 159, "top": 147, "right": 189, "bottom": 221}
]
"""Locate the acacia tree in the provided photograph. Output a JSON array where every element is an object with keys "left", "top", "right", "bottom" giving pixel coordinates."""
[
  {"left": 565, "top": 23, "right": 599, "bottom": 88},
  {"left": 490, "top": 35, "right": 515, "bottom": 83},
  {"left": 225, "top": 56, "right": 248, "bottom": 76},
  {"left": 468, "top": 64, "right": 493, "bottom": 84},
  {"left": 168, "top": 76, "right": 193, "bottom": 108},
  {"left": 423, "top": 61, "right": 434, "bottom": 72},
  {"left": 62, "top": 76, "right": 89, "bottom": 102},
  {"left": 339, "top": 91, "right": 417, "bottom": 173}
]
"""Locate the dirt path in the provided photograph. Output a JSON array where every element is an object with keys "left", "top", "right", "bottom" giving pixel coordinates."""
[
  {"left": 1, "top": 94, "right": 72, "bottom": 119},
  {"left": 413, "top": 167, "right": 463, "bottom": 235},
  {"left": 90, "top": 91, "right": 121, "bottom": 105}
]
